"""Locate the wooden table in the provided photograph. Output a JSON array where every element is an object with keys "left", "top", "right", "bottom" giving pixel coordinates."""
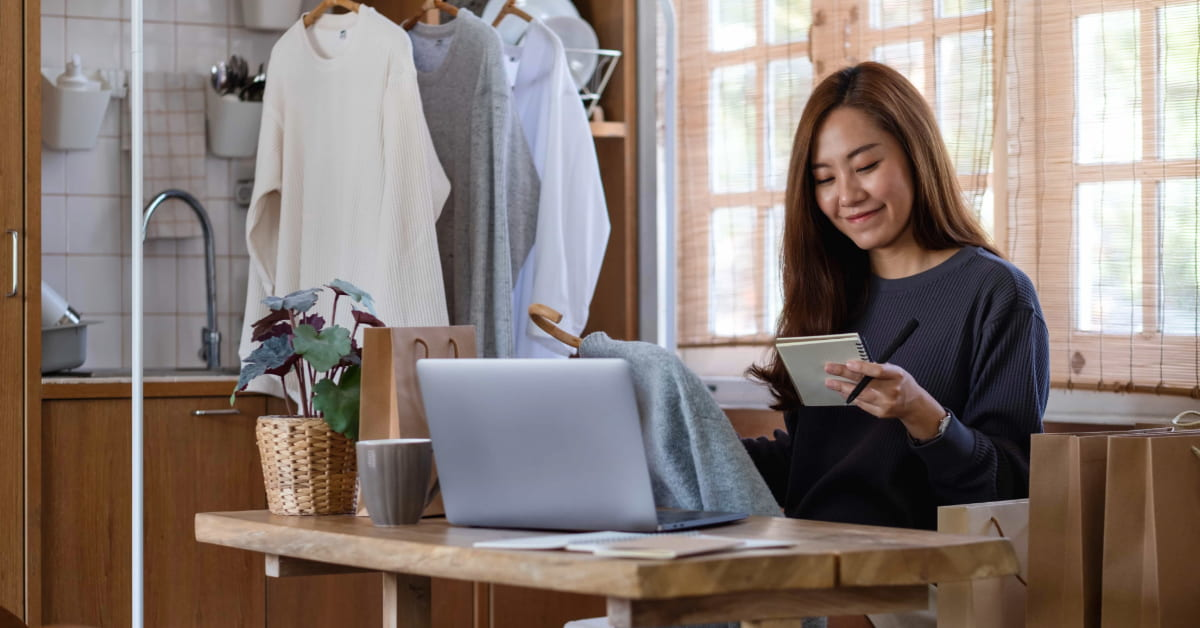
[{"left": 195, "top": 511, "right": 1017, "bottom": 627}]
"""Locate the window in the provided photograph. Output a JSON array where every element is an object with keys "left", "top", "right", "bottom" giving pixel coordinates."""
[{"left": 677, "top": 0, "right": 1200, "bottom": 394}]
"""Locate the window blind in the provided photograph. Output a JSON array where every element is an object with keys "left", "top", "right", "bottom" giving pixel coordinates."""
[{"left": 676, "top": 0, "right": 1200, "bottom": 396}]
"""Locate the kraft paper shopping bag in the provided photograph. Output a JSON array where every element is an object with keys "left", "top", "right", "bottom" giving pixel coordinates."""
[
  {"left": 1100, "top": 431, "right": 1200, "bottom": 628},
  {"left": 357, "top": 325, "right": 477, "bottom": 517},
  {"left": 1025, "top": 428, "right": 1172, "bottom": 628},
  {"left": 937, "top": 499, "right": 1029, "bottom": 628}
]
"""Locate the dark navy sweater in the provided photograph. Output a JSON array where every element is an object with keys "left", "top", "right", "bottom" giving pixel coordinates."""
[{"left": 743, "top": 246, "right": 1049, "bottom": 530}]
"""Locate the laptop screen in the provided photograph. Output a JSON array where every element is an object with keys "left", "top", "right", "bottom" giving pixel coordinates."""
[{"left": 416, "top": 358, "right": 661, "bottom": 531}]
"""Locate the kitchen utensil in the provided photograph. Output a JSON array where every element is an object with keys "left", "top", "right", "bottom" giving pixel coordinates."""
[
  {"left": 41, "top": 280, "right": 80, "bottom": 327},
  {"left": 239, "top": 63, "right": 267, "bottom": 102},
  {"left": 210, "top": 61, "right": 228, "bottom": 94},
  {"left": 225, "top": 55, "right": 249, "bottom": 95}
]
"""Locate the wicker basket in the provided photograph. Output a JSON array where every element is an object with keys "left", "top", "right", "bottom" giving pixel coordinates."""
[{"left": 255, "top": 416, "right": 358, "bottom": 515}]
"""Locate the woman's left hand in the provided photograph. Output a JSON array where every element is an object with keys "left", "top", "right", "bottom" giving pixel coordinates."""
[{"left": 824, "top": 360, "right": 946, "bottom": 440}]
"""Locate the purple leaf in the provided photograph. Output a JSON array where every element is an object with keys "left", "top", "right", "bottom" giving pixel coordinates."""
[
  {"left": 250, "top": 309, "right": 288, "bottom": 339},
  {"left": 351, "top": 309, "right": 386, "bottom": 328},
  {"left": 254, "top": 322, "right": 292, "bottom": 342},
  {"left": 265, "top": 353, "right": 299, "bottom": 377},
  {"left": 302, "top": 313, "right": 326, "bottom": 331}
]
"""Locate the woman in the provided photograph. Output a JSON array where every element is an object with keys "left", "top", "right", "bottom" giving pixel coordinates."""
[{"left": 745, "top": 62, "right": 1049, "bottom": 531}]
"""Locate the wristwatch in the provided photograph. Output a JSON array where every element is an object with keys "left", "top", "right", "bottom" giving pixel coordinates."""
[{"left": 911, "top": 409, "right": 952, "bottom": 445}]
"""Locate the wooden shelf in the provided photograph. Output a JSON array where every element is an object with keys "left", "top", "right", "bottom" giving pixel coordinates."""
[{"left": 589, "top": 120, "right": 626, "bottom": 138}]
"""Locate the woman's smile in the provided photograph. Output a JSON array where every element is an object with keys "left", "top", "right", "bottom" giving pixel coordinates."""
[{"left": 843, "top": 207, "right": 883, "bottom": 224}]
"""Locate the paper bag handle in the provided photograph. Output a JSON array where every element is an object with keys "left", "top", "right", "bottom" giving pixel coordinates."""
[
  {"left": 987, "top": 517, "right": 1028, "bottom": 586},
  {"left": 413, "top": 337, "right": 462, "bottom": 359},
  {"left": 1171, "top": 410, "right": 1200, "bottom": 428}
]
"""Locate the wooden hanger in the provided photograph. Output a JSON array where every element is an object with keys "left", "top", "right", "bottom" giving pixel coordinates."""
[
  {"left": 491, "top": 0, "right": 533, "bottom": 27},
  {"left": 529, "top": 303, "right": 581, "bottom": 349},
  {"left": 303, "top": 0, "right": 361, "bottom": 28},
  {"left": 403, "top": 0, "right": 459, "bottom": 30}
]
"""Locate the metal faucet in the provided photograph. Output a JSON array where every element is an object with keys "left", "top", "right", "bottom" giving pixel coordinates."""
[{"left": 142, "top": 189, "right": 221, "bottom": 370}]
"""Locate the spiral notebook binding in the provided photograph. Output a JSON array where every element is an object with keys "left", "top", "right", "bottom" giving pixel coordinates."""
[{"left": 856, "top": 340, "right": 870, "bottom": 362}]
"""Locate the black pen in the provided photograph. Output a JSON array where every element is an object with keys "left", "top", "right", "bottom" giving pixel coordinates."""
[{"left": 845, "top": 318, "right": 919, "bottom": 404}]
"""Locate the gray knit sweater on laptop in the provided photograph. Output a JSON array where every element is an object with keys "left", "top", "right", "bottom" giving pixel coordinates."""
[{"left": 578, "top": 332, "right": 781, "bottom": 517}]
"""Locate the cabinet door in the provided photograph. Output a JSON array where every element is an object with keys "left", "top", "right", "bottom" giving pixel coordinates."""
[
  {"left": 1, "top": 0, "right": 35, "bottom": 620},
  {"left": 143, "top": 395, "right": 268, "bottom": 627},
  {"left": 42, "top": 394, "right": 268, "bottom": 627}
]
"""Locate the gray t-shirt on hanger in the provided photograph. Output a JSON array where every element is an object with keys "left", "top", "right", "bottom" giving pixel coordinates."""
[{"left": 409, "top": 11, "right": 540, "bottom": 358}]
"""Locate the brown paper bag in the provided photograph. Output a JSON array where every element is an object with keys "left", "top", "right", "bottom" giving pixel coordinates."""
[
  {"left": 1025, "top": 428, "right": 1172, "bottom": 628},
  {"left": 937, "top": 499, "right": 1029, "bottom": 628},
  {"left": 358, "top": 325, "right": 477, "bottom": 517},
  {"left": 1100, "top": 432, "right": 1200, "bottom": 628}
]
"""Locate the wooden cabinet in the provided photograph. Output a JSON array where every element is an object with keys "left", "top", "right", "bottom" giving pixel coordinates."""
[
  {"left": 2, "top": 0, "right": 40, "bottom": 623},
  {"left": 41, "top": 392, "right": 269, "bottom": 627}
]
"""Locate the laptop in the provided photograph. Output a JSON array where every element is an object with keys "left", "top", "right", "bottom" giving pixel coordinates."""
[{"left": 415, "top": 358, "right": 747, "bottom": 532}]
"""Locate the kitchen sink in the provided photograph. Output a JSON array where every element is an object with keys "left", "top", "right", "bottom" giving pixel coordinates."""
[{"left": 52, "top": 366, "right": 242, "bottom": 378}]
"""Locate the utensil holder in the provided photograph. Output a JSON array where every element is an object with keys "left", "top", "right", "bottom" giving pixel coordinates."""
[
  {"left": 240, "top": 0, "right": 303, "bottom": 31},
  {"left": 41, "top": 71, "right": 113, "bottom": 151},
  {"left": 206, "top": 89, "right": 263, "bottom": 158}
]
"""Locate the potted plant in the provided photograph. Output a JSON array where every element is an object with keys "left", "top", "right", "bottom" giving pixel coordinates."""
[{"left": 233, "top": 279, "right": 385, "bottom": 515}]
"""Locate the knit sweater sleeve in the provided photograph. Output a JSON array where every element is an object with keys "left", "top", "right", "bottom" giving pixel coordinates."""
[{"left": 910, "top": 298, "right": 1050, "bottom": 505}]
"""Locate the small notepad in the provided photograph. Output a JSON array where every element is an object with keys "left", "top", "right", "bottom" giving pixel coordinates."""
[
  {"left": 590, "top": 534, "right": 796, "bottom": 559},
  {"left": 591, "top": 535, "right": 744, "bottom": 559},
  {"left": 474, "top": 531, "right": 794, "bottom": 559},
  {"left": 473, "top": 531, "right": 690, "bottom": 551},
  {"left": 776, "top": 333, "right": 871, "bottom": 406}
]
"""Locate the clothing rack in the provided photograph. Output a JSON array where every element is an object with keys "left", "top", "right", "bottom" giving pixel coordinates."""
[
  {"left": 491, "top": 0, "right": 533, "bottom": 27},
  {"left": 303, "top": 0, "right": 360, "bottom": 28}
]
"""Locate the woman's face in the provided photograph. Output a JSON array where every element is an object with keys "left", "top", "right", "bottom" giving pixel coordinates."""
[{"left": 810, "top": 106, "right": 917, "bottom": 255}]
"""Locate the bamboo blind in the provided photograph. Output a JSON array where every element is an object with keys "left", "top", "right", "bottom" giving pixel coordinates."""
[{"left": 676, "top": 0, "right": 1200, "bottom": 396}]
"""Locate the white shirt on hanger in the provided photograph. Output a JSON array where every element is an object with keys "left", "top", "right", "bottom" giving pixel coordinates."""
[
  {"left": 240, "top": 7, "right": 451, "bottom": 396},
  {"left": 507, "top": 20, "right": 610, "bottom": 357}
]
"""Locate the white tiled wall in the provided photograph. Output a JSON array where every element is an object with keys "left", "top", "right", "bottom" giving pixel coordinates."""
[{"left": 41, "top": 0, "right": 290, "bottom": 371}]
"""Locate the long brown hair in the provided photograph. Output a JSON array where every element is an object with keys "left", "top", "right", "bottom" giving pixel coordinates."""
[{"left": 748, "top": 61, "right": 997, "bottom": 411}]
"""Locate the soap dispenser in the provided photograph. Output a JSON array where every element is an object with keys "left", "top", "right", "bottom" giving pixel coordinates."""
[
  {"left": 42, "top": 52, "right": 112, "bottom": 150},
  {"left": 56, "top": 54, "right": 96, "bottom": 91}
]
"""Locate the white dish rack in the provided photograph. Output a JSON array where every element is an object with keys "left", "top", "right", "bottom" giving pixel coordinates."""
[{"left": 568, "top": 47, "right": 621, "bottom": 118}]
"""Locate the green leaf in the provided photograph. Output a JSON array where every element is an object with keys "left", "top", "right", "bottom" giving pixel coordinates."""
[
  {"left": 262, "top": 287, "right": 321, "bottom": 314},
  {"left": 234, "top": 334, "right": 294, "bottom": 393},
  {"left": 292, "top": 324, "right": 351, "bottom": 372},
  {"left": 328, "top": 279, "right": 377, "bottom": 315},
  {"left": 313, "top": 366, "right": 361, "bottom": 440}
]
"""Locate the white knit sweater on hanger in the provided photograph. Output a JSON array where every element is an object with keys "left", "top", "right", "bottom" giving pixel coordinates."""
[{"left": 239, "top": 7, "right": 450, "bottom": 397}]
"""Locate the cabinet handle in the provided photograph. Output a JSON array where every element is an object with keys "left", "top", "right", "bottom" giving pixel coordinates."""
[
  {"left": 192, "top": 408, "right": 241, "bottom": 416},
  {"left": 5, "top": 230, "right": 16, "bottom": 298}
]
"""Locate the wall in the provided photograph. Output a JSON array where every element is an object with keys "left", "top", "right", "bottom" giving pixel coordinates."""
[{"left": 40, "top": 0, "right": 284, "bottom": 370}]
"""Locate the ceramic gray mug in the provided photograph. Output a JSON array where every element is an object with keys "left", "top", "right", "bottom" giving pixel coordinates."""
[{"left": 356, "top": 438, "right": 437, "bottom": 526}]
